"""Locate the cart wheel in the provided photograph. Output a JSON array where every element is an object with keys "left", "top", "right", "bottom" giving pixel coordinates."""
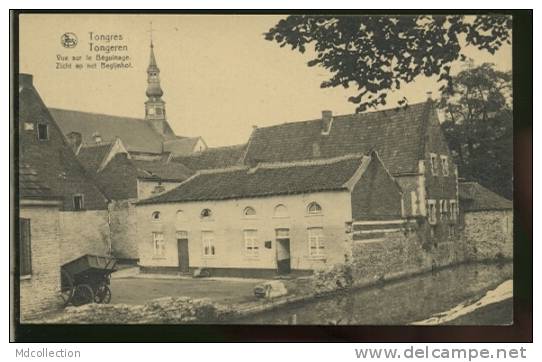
[
  {"left": 94, "top": 284, "right": 111, "bottom": 304},
  {"left": 72, "top": 284, "right": 94, "bottom": 306},
  {"left": 60, "top": 270, "right": 74, "bottom": 307}
]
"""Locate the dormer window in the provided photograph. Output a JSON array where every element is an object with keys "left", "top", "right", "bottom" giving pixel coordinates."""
[
  {"left": 73, "top": 194, "right": 84, "bottom": 211},
  {"left": 441, "top": 155, "right": 449, "bottom": 176},
  {"left": 37, "top": 123, "right": 48, "bottom": 140},
  {"left": 429, "top": 153, "right": 438, "bottom": 176}
]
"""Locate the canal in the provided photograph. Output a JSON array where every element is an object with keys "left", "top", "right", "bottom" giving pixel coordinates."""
[{"left": 233, "top": 262, "right": 513, "bottom": 325}]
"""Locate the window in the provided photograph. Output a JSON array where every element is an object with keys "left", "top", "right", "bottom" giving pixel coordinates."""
[
  {"left": 244, "top": 230, "right": 259, "bottom": 257},
  {"left": 428, "top": 200, "right": 437, "bottom": 224},
  {"left": 152, "top": 232, "right": 165, "bottom": 257},
  {"left": 410, "top": 191, "right": 419, "bottom": 215},
  {"left": 73, "top": 194, "right": 84, "bottom": 211},
  {"left": 308, "top": 227, "right": 325, "bottom": 258},
  {"left": 23, "top": 122, "right": 34, "bottom": 131},
  {"left": 202, "top": 231, "right": 215, "bottom": 257},
  {"left": 449, "top": 200, "right": 458, "bottom": 221},
  {"left": 439, "top": 200, "right": 447, "bottom": 220},
  {"left": 151, "top": 211, "right": 161, "bottom": 221},
  {"left": 19, "top": 218, "right": 32, "bottom": 277},
  {"left": 448, "top": 225, "right": 456, "bottom": 238},
  {"left": 37, "top": 124, "right": 48, "bottom": 140},
  {"left": 441, "top": 155, "right": 449, "bottom": 176},
  {"left": 307, "top": 202, "right": 323, "bottom": 215},
  {"left": 273, "top": 204, "right": 289, "bottom": 218},
  {"left": 429, "top": 153, "right": 438, "bottom": 175},
  {"left": 201, "top": 208, "right": 212, "bottom": 219},
  {"left": 243, "top": 206, "right": 256, "bottom": 217}
]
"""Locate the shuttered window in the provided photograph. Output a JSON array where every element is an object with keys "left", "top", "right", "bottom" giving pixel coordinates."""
[{"left": 19, "top": 218, "right": 32, "bottom": 277}]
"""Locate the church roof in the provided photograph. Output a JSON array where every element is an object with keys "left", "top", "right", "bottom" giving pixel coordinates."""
[
  {"left": 243, "top": 101, "right": 433, "bottom": 175},
  {"left": 172, "top": 144, "right": 246, "bottom": 171},
  {"left": 49, "top": 108, "right": 166, "bottom": 154},
  {"left": 138, "top": 154, "right": 371, "bottom": 204},
  {"left": 459, "top": 182, "right": 512, "bottom": 212}
]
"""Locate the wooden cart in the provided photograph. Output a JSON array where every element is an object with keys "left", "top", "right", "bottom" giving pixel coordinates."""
[{"left": 60, "top": 254, "right": 117, "bottom": 306}]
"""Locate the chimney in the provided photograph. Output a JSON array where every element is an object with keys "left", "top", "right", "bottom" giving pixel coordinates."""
[
  {"left": 19, "top": 73, "right": 33, "bottom": 88},
  {"left": 66, "top": 131, "right": 82, "bottom": 153},
  {"left": 321, "top": 110, "right": 333, "bottom": 135}
]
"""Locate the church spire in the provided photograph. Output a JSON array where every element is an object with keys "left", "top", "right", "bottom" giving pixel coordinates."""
[{"left": 144, "top": 23, "right": 167, "bottom": 134}]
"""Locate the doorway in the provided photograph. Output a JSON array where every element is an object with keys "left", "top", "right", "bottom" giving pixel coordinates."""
[
  {"left": 177, "top": 231, "right": 189, "bottom": 273},
  {"left": 276, "top": 229, "right": 291, "bottom": 275}
]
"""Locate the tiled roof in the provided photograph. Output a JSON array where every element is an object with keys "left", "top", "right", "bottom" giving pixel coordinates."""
[
  {"left": 172, "top": 144, "right": 246, "bottom": 171},
  {"left": 138, "top": 154, "right": 369, "bottom": 204},
  {"left": 163, "top": 137, "right": 202, "bottom": 156},
  {"left": 244, "top": 102, "right": 432, "bottom": 175},
  {"left": 49, "top": 108, "right": 167, "bottom": 154},
  {"left": 19, "top": 163, "right": 60, "bottom": 200},
  {"left": 94, "top": 153, "right": 139, "bottom": 200},
  {"left": 132, "top": 159, "right": 194, "bottom": 181},
  {"left": 19, "top": 80, "right": 109, "bottom": 210},
  {"left": 459, "top": 182, "right": 512, "bottom": 212},
  {"left": 77, "top": 142, "right": 114, "bottom": 173}
]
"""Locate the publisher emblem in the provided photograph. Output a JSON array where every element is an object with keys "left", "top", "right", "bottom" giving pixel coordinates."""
[{"left": 61, "top": 32, "right": 78, "bottom": 48}]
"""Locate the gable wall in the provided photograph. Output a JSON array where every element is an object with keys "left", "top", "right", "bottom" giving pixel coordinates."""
[{"left": 351, "top": 158, "right": 403, "bottom": 221}]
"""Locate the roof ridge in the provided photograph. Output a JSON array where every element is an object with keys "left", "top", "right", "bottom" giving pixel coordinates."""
[
  {"left": 80, "top": 142, "right": 114, "bottom": 149},
  {"left": 49, "top": 107, "right": 146, "bottom": 123},
  {"left": 255, "top": 101, "right": 428, "bottom": 131},
  {"left": 257, "top": 153, "right": 365, "bottom": 170}
]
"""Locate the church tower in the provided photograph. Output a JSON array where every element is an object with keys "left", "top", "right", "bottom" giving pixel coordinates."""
[{"left": 145, "top": 39, "right": 167, "bottom": 135}]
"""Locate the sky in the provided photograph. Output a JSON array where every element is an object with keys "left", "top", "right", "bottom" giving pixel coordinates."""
[{"left": 19, "top": 14, "right": 512, "bottom": 147}]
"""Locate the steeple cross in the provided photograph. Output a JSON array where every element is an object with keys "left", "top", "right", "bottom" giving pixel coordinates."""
[{"left": 148, "top": 21, "right": 156, "bottom": 45}]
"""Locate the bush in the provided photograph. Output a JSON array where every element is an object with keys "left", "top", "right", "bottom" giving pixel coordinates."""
[{"left": 311, "top": 263, "right": 354, "bottom": 295}]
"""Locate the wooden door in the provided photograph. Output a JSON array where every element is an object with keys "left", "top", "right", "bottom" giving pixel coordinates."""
[{"left": 177, "top": 235, "right": 189, "bottom": 273}]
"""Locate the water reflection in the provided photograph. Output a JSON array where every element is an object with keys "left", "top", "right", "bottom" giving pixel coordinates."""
[{"left": 235, "top": 262, "right": 512, "bottom": 325}]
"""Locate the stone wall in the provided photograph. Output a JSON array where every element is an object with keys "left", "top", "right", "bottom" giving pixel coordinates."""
[
  {"left": 59, "top": 210, "right": 111, "bottom": 264},
  {"left": 462, "top": 210, "right": 513, "bottom": 259},
  {"left": 19, "top": 205, "right": 63, "bottom": 320},
  {"left": 109, "top": 200, "right": 138, "bottom": 260}
]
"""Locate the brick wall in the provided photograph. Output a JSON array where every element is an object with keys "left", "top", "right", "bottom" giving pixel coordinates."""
[
  {"left": 19, "top": 205, "right": 62, "bottom": 320},
  {"left": 109, "top": 200, "right": 138, "bottom": 259},
  {"left": 349, "top": 229, "right": 472, "bottom": 285},
  {"left": 462, "top": 210, "right": 513, "bottom": 259},
  {"left": 59, "top": 210, "right": 111, "bottom": 264}
]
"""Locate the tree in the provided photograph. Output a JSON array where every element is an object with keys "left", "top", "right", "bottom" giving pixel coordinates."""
[
  {"left": 439, "top": 62, "right": 512, "bottom": 198},
  {"left": 265, "top": 15, "right": 512, "bottom": 112}
]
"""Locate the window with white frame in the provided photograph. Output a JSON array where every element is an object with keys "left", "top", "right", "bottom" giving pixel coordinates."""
[
  {"left": 244, "top": 229, "right": 259, "bottom": 257},
  {"left": 152, "top": 232, "right": 165, "bottom": 257},
  {"left": 243, "top": 206, "right": 256, "bottom": 218},
  {"left": 73, "top": 194, "right": 84, "bottom": 211},
  {"left": 440, "top": 155, "right": 449, "bottom": 176},
  {"left": 202, "top": 231, "right": 216, "bottom": 257},
  {"left": 428, "top": 200, "right": 437, "bottom": 224},
  {"left": 37, "top": 123, "right": 49, "bottom": 141},
  {"left": 308, "top": 227, "right": 325, "bottom": 258},
  {"left": 429, "top": 153, "right": 438, "bottom": 176},
  {"left": 449, "top": 200, "right": 458, "bottom": 220},
  {"left": 307, "top": 202, "right": 323, "bottom": 215}
]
